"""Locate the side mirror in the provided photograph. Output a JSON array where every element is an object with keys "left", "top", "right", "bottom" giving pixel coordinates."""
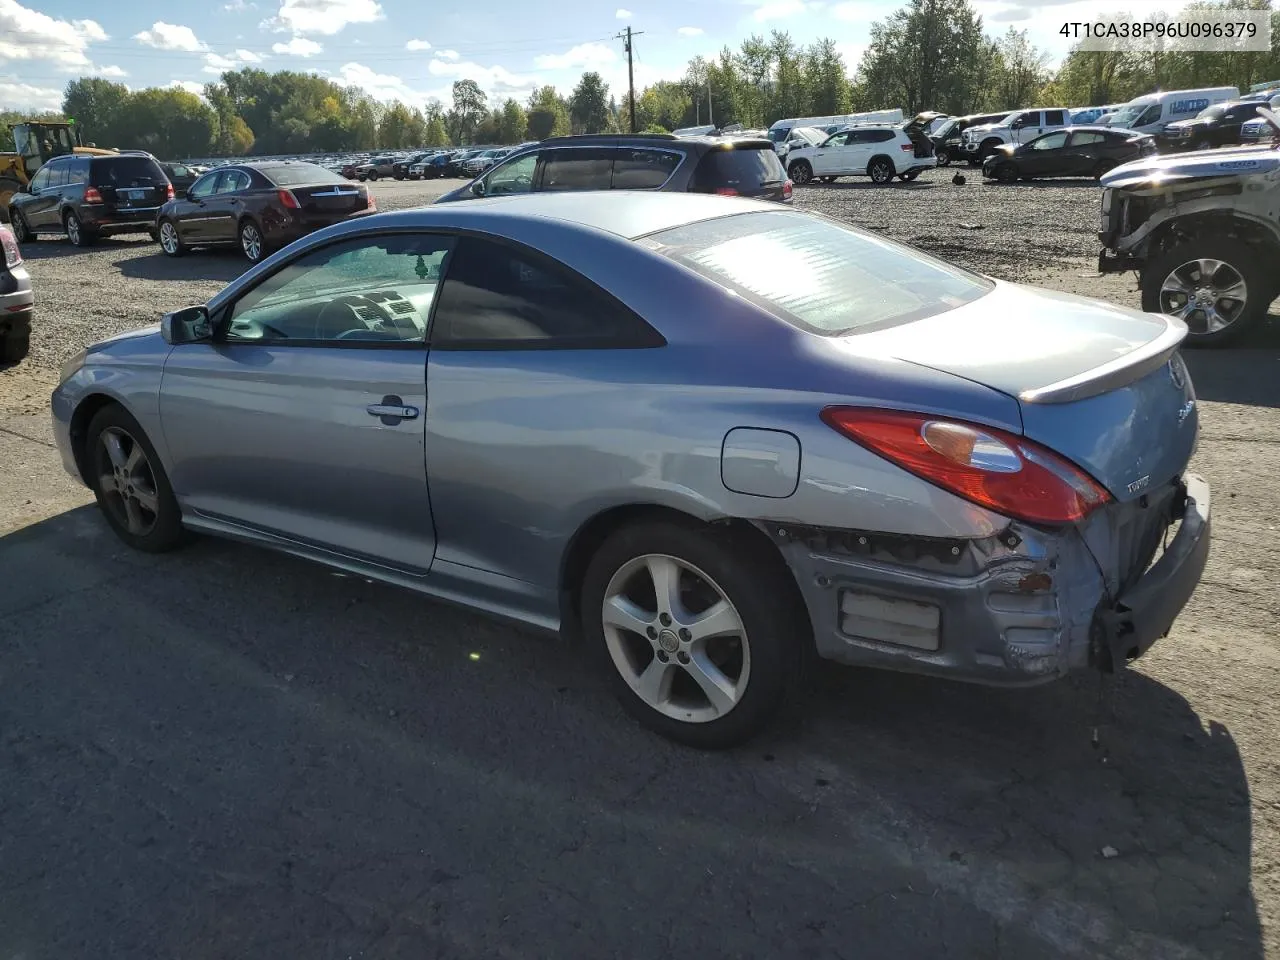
[
  {"left": 184, "top": 188, "right": 197, "bottom": 201},
  {"left": 161, "top": 305, "right": 212, "bottom": 345},
  {"left": 471, "top": 178, "right": 486, "bottom": 197}
]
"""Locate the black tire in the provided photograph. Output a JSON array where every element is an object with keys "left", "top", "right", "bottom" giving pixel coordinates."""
[
  {"left": 0, "top": 330, "right": 29, "bottom": 364},
  {"left": 1140, "top": 237, "right": 1273, "bottom": 347},
  {"left": 64, "top": 210, "right": 94, "bottom": 247},
  {"left": 935, "top": 148, "right": 951, "bottom": 167},
  {"left": 898, "top": 170, "right": 920, "bottom": 182},
  {"left": 868, "top": 157, "right": 895, "bottom": 184},
  {"left": 787, "top": 159, "right": 813, "bottom": 185},
  {"left": 581, "top": 520, "right": 807, "bottom": 749},
  {"left": 1092, "top": 159, "right": 1116, "bottom": 180},
  {"left": 238, "top": 218, "right": 266, "bottom": 263},
  {"left": 994, "top": 163, "right": 1019, "bottom": 183},
  {"left": 368, "top": 171, "right": 379, "bottom": 181},
  {"left": 1193, "top": 139, "right": 1211, "bottom": 152},
  {"left": 9, "top": 209, "right": 34, "bottom": 243},
  {"left": 85, "top": 404, "right": 188, "bottom": 553},
  {"left": 393, "top": 173, "right": 404, "bottom": 180},
  {"left": 157, "top": 219, "right": 186, "bottom": 257}
]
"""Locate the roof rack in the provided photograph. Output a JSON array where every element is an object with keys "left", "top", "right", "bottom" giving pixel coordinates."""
[{"left": 538, "top": 132, "right": 679, "bottom": 143}]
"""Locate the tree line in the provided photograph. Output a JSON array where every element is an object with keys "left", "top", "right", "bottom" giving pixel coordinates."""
[{"left": 3, "top": 0, "right": 1277, "bottom": 159}]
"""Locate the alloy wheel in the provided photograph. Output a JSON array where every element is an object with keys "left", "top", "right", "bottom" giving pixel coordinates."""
[
  {"left": 11, "top": 211, "right": 30, "bottom": 242},
  {"left": 65, "top": 213, "right": 81, "bottom": 245},
  {"left": 159, "top": 221, "right": 180, "bottom": 255},
  {"left": 96, "top": 426, "right": 160, "bottom": 537},
  {"left": 869, "top": 160, "right": 893, "bottom": 183},
  {"left": 1158, "top": 258, "right": 1248, "bottom": 335},
  {"left": 601, "top": 553, "right": 751, "bottom": 723},
  {"left": 240, "top": 222, "right": 262, "bottom": 261}
]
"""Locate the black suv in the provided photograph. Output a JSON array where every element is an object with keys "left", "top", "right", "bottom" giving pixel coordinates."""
[
  {"left": 433, "top": 134, "right": 792, "bottom": 204},
  {"left": 1159, "top": 100, "right": 1270, "bottom": 152},
  {"left": 7, "top": 153, "right": 172, "bottom": 247},
  {"left": 930, "top": 111, "right": 1015, "bottom": 166}
]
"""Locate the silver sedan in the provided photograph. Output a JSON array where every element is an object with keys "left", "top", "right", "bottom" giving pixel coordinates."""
[{"left": 51, "top": 192, "right": 1211, "bottom": 747}]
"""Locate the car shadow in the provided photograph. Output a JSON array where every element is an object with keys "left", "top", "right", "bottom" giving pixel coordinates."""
[
  {"left": 1182, "top": 314, "right": 1280, "bottom": 408},
  {"left": 15, "top": 236, "right": 149, "bottom": 259},
  {"left": 803, "top": 180, "right": 939, "bottom": 191},
  {"left": 0, "top": 504, "right": 1265, "bottom": 958},
  {"left": 114, "top": 248, "right": 250, "bottom": 284}
]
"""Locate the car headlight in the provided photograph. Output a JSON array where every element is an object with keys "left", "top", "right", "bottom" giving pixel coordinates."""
[{"left": 60, "top": 348, "right": 86, "bottom": 383}]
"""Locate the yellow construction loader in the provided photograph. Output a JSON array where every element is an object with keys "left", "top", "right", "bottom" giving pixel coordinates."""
[{"left": 0, "top": 120, "right": 117, "bottom": 213}]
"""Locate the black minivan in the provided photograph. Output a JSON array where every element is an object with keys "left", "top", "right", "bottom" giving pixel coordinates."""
[{"left": 7, "top": 153, "right": 173, "bottom": 247}]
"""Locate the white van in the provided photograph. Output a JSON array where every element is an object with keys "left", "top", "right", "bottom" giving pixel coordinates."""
[
  {"left": 768, "top": 110, "right": 904, "bottom": 149},
  {"left": 1100, "top": 87, "right": 1239, "bottom": 135}
]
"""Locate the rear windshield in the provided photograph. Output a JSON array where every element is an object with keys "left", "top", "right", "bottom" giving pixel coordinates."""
[
  {"left": 643, "top": 210, "right": 993, "bottom": 335},
  {"left": 260, "top": 163, "right": 346, "bottom": 186},
  {"left": 91, "top": 156, "right": 166, "bottom": 186},
  {"left": 692, "top": 145, "right": 785, "bottom": 190}
]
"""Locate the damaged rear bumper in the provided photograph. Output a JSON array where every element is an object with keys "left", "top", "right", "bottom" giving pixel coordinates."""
[{"left": 765, "top": 474, "right": 1211, "bottom": 686}]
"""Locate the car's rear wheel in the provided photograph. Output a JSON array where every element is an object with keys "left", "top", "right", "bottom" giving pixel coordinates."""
[
  {"left": 581, "top": 520, "right": 806, "bottom": 749},
  {"left": 868, "top": 157, "right": 895, "bottom": 184},
  {"left": 9, "top": 209, "right": 34, "bottom": 243},
  {"left": 1141, "top": 237, "right": 1273, "bottom": 347},
  {"left": 1092, "top": 159, "right": 1116, "bottom": 180},
  {"left": 979, "top": 138, "right": 1002, "bottom": 160},
  {"left": 0, "top": 329, "right": 29, "bottom": 364},
  {"left": 238, "top": 219, "right": 265, "bottom": 263},
  {"left": 158, "top": 219, "right": 186, "bottom": 257},
  {"left": 994, "top": 163, "right": 1019, "bottom": 183},
  {"left": 368, "top": 171, "right": 379, "bottom": 181},
  {"left": 787, "top": 159, "right": 813, "bottom": 185},
  {"left": 86, "top": 404, "right": 187, "bottom": 553},
  {"left": 64, "top": 210, "right": 94, "bottom": 247}
]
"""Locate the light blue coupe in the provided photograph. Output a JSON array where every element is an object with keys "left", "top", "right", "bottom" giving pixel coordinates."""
[{"left": 52, "top": 191, "right": 1211, "bottom": 747}]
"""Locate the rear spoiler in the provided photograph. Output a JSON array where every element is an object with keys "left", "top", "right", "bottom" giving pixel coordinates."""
[{"left": 1019, "top": 315, "right": 1187, "bottom": 404}]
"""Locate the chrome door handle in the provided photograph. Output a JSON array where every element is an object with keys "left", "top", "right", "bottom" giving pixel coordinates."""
[{"left": 367, "top": 394, "right": 419, "bottom": 423}]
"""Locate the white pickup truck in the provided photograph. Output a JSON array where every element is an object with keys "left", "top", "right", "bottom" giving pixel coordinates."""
[{"left": 961, "top": 108, "right": 1072, "bottom": 163}]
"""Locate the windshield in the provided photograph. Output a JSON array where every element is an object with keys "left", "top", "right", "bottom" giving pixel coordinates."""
[
  {"left": 934, "top": 119, "right": 959, "bottom": 138},
  {"left": 1196, "top": 105, "right": 1228, "bottom": 120},
  {"left": 643, "top": 210, "right": 993, "bottom": 335},
  {"left": 768, "top": 127, "right": 789, "bottom": 143},
  {"left": 1108, "top": 103, "right": 1149, "bottom": 125}
]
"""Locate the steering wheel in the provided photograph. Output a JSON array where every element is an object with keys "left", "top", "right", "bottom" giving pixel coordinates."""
[{"left": 313, "top": 294, "right": 413, "bottom": 340}]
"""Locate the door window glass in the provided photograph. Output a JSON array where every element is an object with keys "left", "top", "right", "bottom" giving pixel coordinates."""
[
  {"left": 216, "top": 170, "right": 251, "bottom": 193},
  {"left": 44, "top": 161, "right": 68, "bottom": 187},
  {"left": 1031, "top": 132, "right": 1068, "bottom": 150},
  {"left": 610, "top": 149, "right": 681, "bottom": 188},
  {"left": 823, "top": 132, "right": 850, "bottom": 146},
  {"left": 189, "top": 173, "right": 219, "bottom": 199},
  {"left": 485, "top": 153, "right": 537, "bottom": 194},
  {"left": 29, "top": 166, "right": 51, "bottom": 191},
  {"left": 68, "top": 158, "right": 90, "bottom": 184},
  {"left": 431, "top": 236, "right": 660, "bottom": 346},
  {"left": 539, "top": 149, "right": 614, "bottom": 191},
  {"left": 226, "top": 234, "right": 455, "bottom": 344},
  {"left": 1068, "top": 131, "right": 1107, "bottom": 146},
  {"left": 1044, "top": 110, "right": 1067, "bottom": 125}
]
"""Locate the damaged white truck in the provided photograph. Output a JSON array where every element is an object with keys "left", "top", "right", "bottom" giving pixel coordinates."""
[{"left": 1098, "top": 137, "right": 1280, "bottom": 346}]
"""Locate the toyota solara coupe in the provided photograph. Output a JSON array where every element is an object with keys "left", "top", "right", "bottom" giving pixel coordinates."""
[{"left": 51, "top": 192, "right": 1210, "bottom": 748}]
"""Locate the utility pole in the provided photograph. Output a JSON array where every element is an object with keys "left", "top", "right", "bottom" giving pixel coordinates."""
[{"left": 616, "top": 25, "right": 645, "bottom": 132}]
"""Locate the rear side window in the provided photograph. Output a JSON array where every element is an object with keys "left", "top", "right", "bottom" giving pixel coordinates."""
[
  {"left": 93, "top": 156, "right": 166, "bottom": 187},
  {"left": 1044, "top": 110, "right": 1067, "bottom": 125},
  {"left": 691, "top": 145, "right": 785, "bottom": 191},
  {"left": 611, "top": 149, "right": 681, "bottom": 189},
  {"left": 68, "top": 157, "right": 90, "bottom": 184},
  {"left": 1070, "top": 131, "right": 1107, "bottom": 146},
  {"left": 432, "top": 236, "right": 660, "bottom": 347},
  {"left": 540, "top": 149, "right": 614, "bottom": 191},
  {"left": 849, "top": 129, "right": 895, "bottom": 144},
  {"left": 643, "top": 210, "right": 992, "bottom": 336}
]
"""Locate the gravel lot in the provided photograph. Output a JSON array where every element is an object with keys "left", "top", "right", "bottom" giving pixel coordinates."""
[{"left": 1, "top": 169, "right": 1277, "bottom": 959}]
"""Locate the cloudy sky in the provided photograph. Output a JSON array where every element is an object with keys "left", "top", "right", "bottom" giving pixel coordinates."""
[{"left": 0, "top": 0, "right": 1184, "bottom": 112}]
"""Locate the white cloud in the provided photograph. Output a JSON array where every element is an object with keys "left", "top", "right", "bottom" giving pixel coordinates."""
[
  {"left": 335, "top": 61, "right": 427, "bottom": 105},
  {"left": 534, "top": 41, "right": 617, "bottom": 70},
  {"left": 0, "top": 79, "right": 64, "bottom": 110},
  {"left": 616, "top": 7, "right": 632, "bottom": 18},
  {"left": 98, "top": 64, "right": 127, "bottom": 77},
  {"left": 224, "top": 0, "right": 256, "bottom": 9},
  {"left": 406, "top": 38, "right": 431, "bottom": 51},
  {"left": 170, "top": 80, "right": 206, "bottom": 96},
  {"left": 264, "top": 0, "right": 383, "bottom": 36},
  {"left": 436, "top": 48, "right": 459, "bottom": 60},
  {"left": 203, "top": 49, "right": 265, "bottom": 73},
  {"left": 835, "top": 40, "right": 865, "bottom": 68},
  {"left": 134, "top": 22, "right": 207, "bottom": 52},
  {"left": 271, "top": 36, "right": 323, "bottom": 56},
  {"left": 0, "top": 0, "right": 107, "bottom": 69},
  {"left": 427, "top": 57, "right": 537, "bottom": 98},
  {"left": 751, "top": 0, "right": 808, "bottom": 21},
  {"left": 829, "top": 0, "right": 880, "bottom": 21},
  {"left": 677, "top": 26, "right": 704, "bottom": 36}
]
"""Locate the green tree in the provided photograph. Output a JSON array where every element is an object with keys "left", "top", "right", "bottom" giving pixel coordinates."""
[
  {"left": 526, "top": 85, "right": 570, "bottom": 139},
  {"left": 569, "top": 71, "right": 611, "bottom": 133},
  {"left": 61, "top": 77, "right": 129, "bottom": 145},
  {"left": 992, "top": 27, "right": 1050, "bottom": 109},
  {"left": 116, "top": 88, "right": 218, "bottom": 157},
  {"left": 496, "top": 99, "right": 527, "bottom": 143},
  {"left": 802, "top": 38, "right": 852, "bottom": 116},
  {"left": 449, "top": 79, "right": 488, "bottom": 143}
]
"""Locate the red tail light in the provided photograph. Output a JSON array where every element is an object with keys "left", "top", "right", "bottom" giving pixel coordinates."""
[
  {"left": 84, "top": 186, "right": 103, "bottom": 203},
  {"left": 166, "top": 182, "right": 175, "bottom": 200},
  {"left": 820, "top": 407, "right": 1111, "bottom": 526},
  {"left": 782, "top": 179, "right": 793, "bottom": 200},
  {"left": 278, "top": 189, "right": 301, "bottom": 210},
  {"left": 0, "top": 224, "right": 21, "bottom": 267},
  {"left": 714, "top": 187, "right": 739, "bottom": 196},
  {"left": 899, "top": 143, "right": 913, "bottom": 151}
]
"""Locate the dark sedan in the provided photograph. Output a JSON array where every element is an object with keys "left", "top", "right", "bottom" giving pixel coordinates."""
[
  {"left": 155, "top": 161, "right": 375, "bottom": 263},
  {"left": 982, "top": 127, "right": 1157, "bottom": 182}
]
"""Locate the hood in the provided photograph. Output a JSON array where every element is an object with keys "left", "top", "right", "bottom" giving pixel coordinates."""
[
  {"left": 1100, "top": 144, "right": 1280, "bottom": 188},
  {"left": 90, "top": 325, "right": 161, "bottom": 352},
  {"left": 1164, "top": 117, "right": 1208, "bottom": 130},
  {"left": 962, "top": 122, "right": 1003, "bottom": 137}
]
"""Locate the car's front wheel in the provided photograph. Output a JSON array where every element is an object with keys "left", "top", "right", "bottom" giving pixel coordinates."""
[
  {"left": 9, "top": 209, "right": 34, "bottom": 243},
  {"left": 368, "top": 171, "right": 379, "bottom": 181},
  {"left": 86, "top": 404, "right": 187, "bottom": 552},
  {"left": 581, "top": 520, "right": 806, "bottom": 748},
  {"left": 158, "top": 219, "right": 186, "bottom": 257},
  {"left": 935, "top": 147, "right": 951, "bottom": 166},
  {"left": 993, "top": 163, "right": 1019, "bottom": 183},
  {"left": 787, "top": 159, "right": 813, "bottom": 185},
  {"left": 0, "top": 327, "right": 29, "bottom": 364},
  {"left": 1141, "top": 237, "right": 1273, "bottom": 347}
]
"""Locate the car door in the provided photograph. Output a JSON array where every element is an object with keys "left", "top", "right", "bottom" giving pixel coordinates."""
[
  {"left": 204, "top": 168, "right": 251, "bottom": 242},
  {"left": 159, "top": 231, "right": 454, "bottom": 574},
  {"left": 22, "top": 161, "right": 60, "bottom": 229},
  {"left": 175, "top": 171, "right": 222, "bottom": 243},
  {"left": 1063, "top": 131, "right": 1107, "bottom": 175},
  {"left": 809, "top": 132, "right": 849, "bottom": 175},
  {"left": 422, "top": 234, "right": 665, "bottom": 612},
  {"left": 1019, "top": 130, "right": 1070, "bottom": 176},
  {"left": 1011, "top": 111, "right": 1043, "bottom": 145}
]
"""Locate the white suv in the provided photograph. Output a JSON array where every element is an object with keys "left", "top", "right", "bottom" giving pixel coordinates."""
[
  {"left": 961, "top": 108, "right": 1071, "bottom": 162},
  {"left": 784, "top": 123, "right": 936, "bottom": 185}
]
